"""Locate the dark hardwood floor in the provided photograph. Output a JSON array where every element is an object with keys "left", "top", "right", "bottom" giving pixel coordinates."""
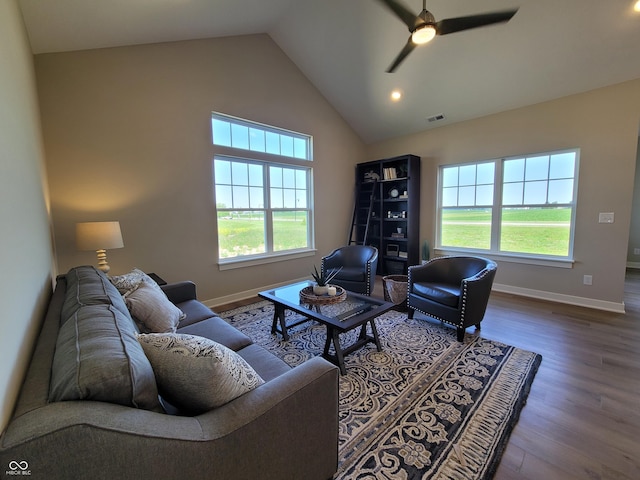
[{"left": 217, "top": 271, "right": 640, "bottom": 480}]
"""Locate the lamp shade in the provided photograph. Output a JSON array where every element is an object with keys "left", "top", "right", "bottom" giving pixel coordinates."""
[{"left": 76, "top": 221, "right": 124, "bottom": 251}]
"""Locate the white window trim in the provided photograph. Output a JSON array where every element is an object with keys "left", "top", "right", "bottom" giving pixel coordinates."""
[{"left": 436, "top": 149, "right": 579, "bottom": 267}]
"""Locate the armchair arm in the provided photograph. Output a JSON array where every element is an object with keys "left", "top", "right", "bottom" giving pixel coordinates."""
[{"left": 161, "top": 281, "right": 197, "bottom": 304}]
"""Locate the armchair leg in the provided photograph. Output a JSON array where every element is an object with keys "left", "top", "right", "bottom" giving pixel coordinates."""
[
  {"left": 408, "top": 308, "right": 415, "bottom": 319},
  {"left": 456, "top": 327, "right": 465, "bottom": 342}
]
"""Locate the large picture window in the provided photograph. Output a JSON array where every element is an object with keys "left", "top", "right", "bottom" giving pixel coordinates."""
[
  {"left": 212, "top": 113, "right": 313, "bottom": 264},
  {"left": 438, "top": 149, "right": 579, "bottom": 260}
]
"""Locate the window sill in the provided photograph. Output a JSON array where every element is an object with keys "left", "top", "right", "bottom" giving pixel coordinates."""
[
  {"left": 218, "top": 249, "right": 316, "bottom": 271},
  {"left": 433, "top": 247, "right": 575, "bottom": 269}
]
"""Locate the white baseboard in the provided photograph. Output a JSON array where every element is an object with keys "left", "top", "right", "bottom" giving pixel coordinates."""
[
  {"left": 626, "top": 262, "right": 640, "bottom": 269},
  {"left": 492, "top": 283, "right": 626, "bottom": 314},
  {"left": 202, "top": 278, "right": 626, "bottom": 314},
  {"left": 203, "top": 276, "right": 310, "bottom": 309}
]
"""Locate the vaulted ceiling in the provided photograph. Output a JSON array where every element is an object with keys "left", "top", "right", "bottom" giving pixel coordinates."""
[{"left": 17, "top": 0, "right": 640, "bottom": 143}]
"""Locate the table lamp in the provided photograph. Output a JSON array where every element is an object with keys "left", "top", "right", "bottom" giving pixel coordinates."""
[{"left": 76, "top": 221, "right": 124, "bottom": 273}]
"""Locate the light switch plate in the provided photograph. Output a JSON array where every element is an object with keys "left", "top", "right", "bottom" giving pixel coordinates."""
[{"left": 599, "top": 212, "right": 614, "bottom": 224}]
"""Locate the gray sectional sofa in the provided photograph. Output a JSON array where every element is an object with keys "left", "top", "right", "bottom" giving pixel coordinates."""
[{"left": 0, "top": 266, "right": 339, "bottom": 479}]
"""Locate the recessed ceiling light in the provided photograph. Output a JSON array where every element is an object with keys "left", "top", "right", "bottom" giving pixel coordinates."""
[{"left": 390, "top": 90, "right": 402, "bottom": 101}]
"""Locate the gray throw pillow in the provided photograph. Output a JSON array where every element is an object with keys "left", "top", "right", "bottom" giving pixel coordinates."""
[
  {"left": 125, "top": 280, "right": 185, "bottom": 333},
  {"left": 109, "top": 268, "right": 161, "bottom": 296},
  {"left": 137, "top": 333, "right": 265, "bottom": 414}
]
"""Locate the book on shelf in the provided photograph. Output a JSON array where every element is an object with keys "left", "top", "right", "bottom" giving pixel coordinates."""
[{"left": 383, "top": 167, "right": 397, "bottom": 180}]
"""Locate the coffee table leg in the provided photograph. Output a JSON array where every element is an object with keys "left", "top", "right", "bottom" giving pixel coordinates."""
[
  {"left": 323, "top": 326, "right": 347, "bottom": 375},
  {"left": 369, "top": 319, "right": 382, "bottom": 351},
  {"left": 271, "top": 304, "right": 289, "bottom": 341}
]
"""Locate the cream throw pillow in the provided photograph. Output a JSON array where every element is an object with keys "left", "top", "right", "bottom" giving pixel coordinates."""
[
  {"left": 137, "top": 333, "right": 265, "bottom": 413},
  {"left": 125, "top": 281, "right": 184, "bottom": 333}
]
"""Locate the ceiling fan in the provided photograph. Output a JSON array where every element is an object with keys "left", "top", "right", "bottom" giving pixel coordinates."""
[{"left": 377, "top": 0, "right": 519, "bottom": 72}]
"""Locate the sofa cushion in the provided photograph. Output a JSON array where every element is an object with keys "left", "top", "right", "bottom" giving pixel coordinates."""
[
  {"left": 137, "top": 333, "right": 265, "bottom": 414},
  {"left": 177, "top": 316, "right": 253, "bottom": 351},
  {"left": 236, "top": 344, "right": 291, "bottom": 382},
  {"left": 49, "top": 304, "right": 161, "bottom": 412},
  {"left": 61, "top": 265, "right": 130, "bottom": 324},
  {"left": 412, "top": 282, "right": 461, "bottom": 308},
  {"left": 125, "top": 280, "right": 185, "bottom": 333},
  {"left": 174, "top": 299, "right": 221, "bottom": 327}
]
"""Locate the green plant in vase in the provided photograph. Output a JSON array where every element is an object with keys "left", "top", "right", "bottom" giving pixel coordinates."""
[{"left": 311, "top": 265, "right": 342, "bottom": 295}]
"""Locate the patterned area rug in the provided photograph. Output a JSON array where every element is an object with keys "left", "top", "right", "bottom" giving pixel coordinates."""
[{"left": 219, "top": 301, "right": 541, "bottom": 480}]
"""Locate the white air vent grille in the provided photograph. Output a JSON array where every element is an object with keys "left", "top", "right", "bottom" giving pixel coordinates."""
[{"left": 427, "top": 113, "right": 446, "bottom": 123}]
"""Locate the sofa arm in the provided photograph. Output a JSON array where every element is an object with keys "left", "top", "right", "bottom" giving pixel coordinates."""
[
  {"left": 161, "top": 281, "right": 197, "bottom": 304},
  {"left": 0, "top": 357, "right": 339, "bottom": 480}
]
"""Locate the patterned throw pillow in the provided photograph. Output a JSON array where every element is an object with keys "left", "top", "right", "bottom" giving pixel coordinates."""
[
  {"left": 125, "top": 280, "right": 185, "bottom": 333},
  {"left": 109, "top": 268, "right": 160, "bottom": 296},
  {"left": 137, "top": 333, "right": 265, "bottom": 414}
]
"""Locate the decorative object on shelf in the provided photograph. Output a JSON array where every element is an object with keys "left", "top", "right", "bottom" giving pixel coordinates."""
[
  {"left": 364, "top": 170, "right": 380, "bottom": 182},
  {"left": 299, "top": 285, "right": 347, "bottom": 305},
  {"left": 386, "top": 244, "right": 399, "bottom": 257},
  {"left": 389, "top": 187, "right": 400, "bottom": 198},
  {"left": 76, "top": 221, "right": 124, "bottom": 273},
  {"left": 311, "top": 265, "right": 342, "bottom": 295}
]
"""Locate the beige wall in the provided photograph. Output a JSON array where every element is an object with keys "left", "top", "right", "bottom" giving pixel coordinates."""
[
  {"left": 367, "top": 80, "right": 640, "bottom": 309},
  {"left": 36, "top": 35, "right": 366, "bottom": 303},
  {"left": 0, "top": 0, "right": 54, "bottom": 431},
  {"left": 627, "top": 137, "right": 640, "bottom": 266}
]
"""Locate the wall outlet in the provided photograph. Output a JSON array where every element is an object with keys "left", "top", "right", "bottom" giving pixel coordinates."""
[
  {"left": 598, "top": 212, "right": 614, "bottom": 223},
  {"left": 635, "top": 248, "right": 640, "bottom": 255},
  {"left": 583, "top": 275, "right": 593, "bottom": 285}
]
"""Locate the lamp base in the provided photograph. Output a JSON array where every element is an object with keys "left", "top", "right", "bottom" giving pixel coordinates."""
[{"left": 96, "top": 249, "right": 111, "bottom": 273}]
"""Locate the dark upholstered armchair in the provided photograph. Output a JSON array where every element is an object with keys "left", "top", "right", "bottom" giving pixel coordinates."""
[
  {"left": 321, "top": 246, "right": 378, "bottom": 295},
  {"left": 407, "top": 256, "right": 497, "bottom": 341}
]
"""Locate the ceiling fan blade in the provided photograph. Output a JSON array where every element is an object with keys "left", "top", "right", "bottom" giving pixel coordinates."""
[
  {"left": 387, "top": 37, "right": 417, "bottom": 73},
  {"left": 436, "top": 9, "right": 518, "bottom": 36},
  {"left": 377, "top": 0, "right": 420, "bottom": 30}
]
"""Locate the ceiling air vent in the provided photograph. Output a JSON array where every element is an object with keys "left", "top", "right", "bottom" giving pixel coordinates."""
[{"left": 427, "top": 113, "right": 446, "bottom": 123}]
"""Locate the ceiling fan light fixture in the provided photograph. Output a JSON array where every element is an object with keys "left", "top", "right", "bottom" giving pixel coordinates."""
[{"left": 412, "top": 24, "right": 436, "bottom": 44}]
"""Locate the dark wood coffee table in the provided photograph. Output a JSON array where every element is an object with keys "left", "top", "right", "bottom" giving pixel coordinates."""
[{"left": 259, "top": 280, "right": 395, "bottom": 374}]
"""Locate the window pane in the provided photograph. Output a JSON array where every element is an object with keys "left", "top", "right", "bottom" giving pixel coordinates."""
[
  {"left": 283, "top": 168, "right": 295, "bottom": 188},
  {"left": 248, "top": 164, "right": 263, "bottom": 186},
  {"left": 442, "top": 167, "right": 458, "bottom": 187},
  {"left": 214, "top": 160, "right": 231, "bottom": 184},
  {"left": 283, "top": 189, "right": 296, "bottom": 208},
  {"left": 442, "top": 187, "right": 458, "bottom": 207},
  {"left": 477, "top": 163, "right": 495, "bottom": 184},
  {"left": 548, "top": 179, "right": 574, "bottom": 204},
  {"left": 249, "top": 186, "right": 264, "bottom": 208},
  {"left": 504, "top": 159, "right": 524, "bottom": 182},
  {"left": 295, "top": 169, "right": 307, "bottom": 189},
  {"left": 215, "top": 185, "right": 232, "bottom": 208},
  {"left": 281, "top": 135, "right": 294, "bottom": 157},
  {"left": 232, "top": 162, "right": 248, "bottom": 185},
  {"left": 459, "top": 186, "right": 476, "bottom": 206},
  {"left": 265, "top": 132, "right": 280, "bottom": 155},
  {"left": 500, "top": 207, "right": 571, "bottom": 256},
  {"left": 476, "top": 184, "right": 493, "bottom": 206},
  {"left": 273, "top": 211, "right": 308, "bottom": 251},
  {"left": 441, "top": 208, "right": 491, "bottom": 249},
  {"left": 523, "top": 180, "right": 548, "bottom": 204},
  {"left": 232, "top": 185, "right": 249, "bottom": 208},
  {"left": 525, "top": 156, "right": 549, "bottom": 181},
  {"left": 503, "top": 182, "right": 523, "bottom": 205},
  {"left": 231, "top": 124, "right": 249, "bottom": 150},
  {"left": 212, "top": 119, "right": 231, "bottom": 147},
  {"left": 249, "top": 128, "right": 265, "bottom": 153},
  {"left": 459, "top": 165, "right": 476, "bottom": 186},
  {"left": 217, "top": 210, "right": 265, "bottom": 258},
  {"left": 270, "top": 166, "right": 282, "bottom": 188},
  {"left": 549, "top": 153, "right": 575, "bottom": 179},
  {"left": 270, "top": 188, "right": 283, "bottom": 208},
  {"left": 296, "top": 189, "right": 307, "bottom": 208},
  {"left": 293, "top": 138, "right": 307, "bottom": 159}
]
